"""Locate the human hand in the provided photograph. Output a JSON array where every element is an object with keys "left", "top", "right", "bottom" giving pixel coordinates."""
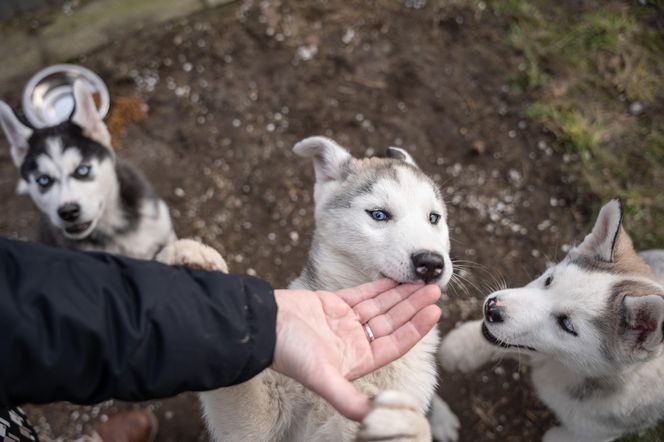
[{"left": 271, "top": 279, "right": 441, "bottom": 421}]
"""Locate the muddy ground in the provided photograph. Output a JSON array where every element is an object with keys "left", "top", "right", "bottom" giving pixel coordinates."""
[{"left": 0, "top": 1, "right": 607, "bottom": 440}]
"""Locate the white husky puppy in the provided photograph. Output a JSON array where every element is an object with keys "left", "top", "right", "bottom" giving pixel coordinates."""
[
  {"left": 439, "top": 199, "right": 664, "bottom": 442},
  {"left": 158, "top": 136, "right": 461, "bottom": 441},
  {"left": 0, "top": 80, "right": 174, "bottom": 259}
]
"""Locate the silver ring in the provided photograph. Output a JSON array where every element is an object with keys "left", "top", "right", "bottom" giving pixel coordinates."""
[{"left": 363, "top": 323, "right": 375, "bottom": 342}]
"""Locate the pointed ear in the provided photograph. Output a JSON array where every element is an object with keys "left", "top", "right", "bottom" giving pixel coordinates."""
[
  {"left": 0, "top": 100, "right": 33, "bottom": 167},
  {"left": 385, "top": 146, "right": 418, "bottom": 167},
  {"left": 621, "top": 295, "right": 664, "bottom": 360},
  {"left": 293, "top": 136, "right": 353, "bottom": 182},
  {"left": 16, "top": 179, "right": 29, "bottom": 195},
  {"left": 575, "top": 199, "right": 626, "bottom": 261},
  {"left": 70, "top": 80, "right": 111, "bottom": 148}
]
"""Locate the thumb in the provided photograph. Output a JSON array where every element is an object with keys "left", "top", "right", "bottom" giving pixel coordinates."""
[{"left": 305, "top": 365, "right": 372, "bottom": 421}]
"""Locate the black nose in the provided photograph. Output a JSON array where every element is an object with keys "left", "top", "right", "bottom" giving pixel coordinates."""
[
  {"left": 411, "top": 252, "right": 445, "bottom": 283},
  {"left": 58, "top": 203, "right": 81, "bottom": 222},
  {"left": 484, "top": 297, "right": 505, "bottom": 323}
]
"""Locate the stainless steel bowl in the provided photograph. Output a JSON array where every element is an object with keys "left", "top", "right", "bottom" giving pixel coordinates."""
[{"left": 22, "top": 64, "right": 110, "bottom": 128}]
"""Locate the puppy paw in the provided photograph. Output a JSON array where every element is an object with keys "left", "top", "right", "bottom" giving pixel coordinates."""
[
  {"left": 439, "top": 320, "right": 492, "bottom": 373},
  {"left": 355, "top": 391, "right": 431, "bottom": 442},
  {"left": 155, "top": 239, "right": 228, "bottom": 273},
  {"left": 428, "top": 395, "right": 460, "bottom": 442}
]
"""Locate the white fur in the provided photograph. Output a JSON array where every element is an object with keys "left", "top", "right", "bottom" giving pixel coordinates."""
[
  {"left": 71, "top": 80, "right": 112, "bottom": 148},
  {"left": 27, "top": 138, "right": 112, "bottom": 239},
  {"left": 155, "top": 239, "right": 228, "bottom": 272},
  {"left": 0, "top": 100, "right": 33, "bottom": 166}
]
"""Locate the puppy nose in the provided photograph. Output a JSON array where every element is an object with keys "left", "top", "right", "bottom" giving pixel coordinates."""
[
  {"left": 58, "top": 203, "right": 81, "bottom": 222},
  {"left": 485, "top": 297, "right": 505, "bottom": 323},
  {"left": 411, "top": 252, "right": 444, "bottom": 283}
]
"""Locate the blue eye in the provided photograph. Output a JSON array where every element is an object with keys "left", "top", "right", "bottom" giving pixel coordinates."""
[
  {"left": 545, "top": 275, "right": 553, "bottom": 287},
  {"left": 557, "top": 315, "right": 577, "bottom": 336},
  {"left": 35, "top": 175, "right": 53, "bottom": 188},
  {"left": 74, "top": 165, "right": 91, "bottom": 178},
  {"left": 367, "top": 209, "right": 391, "bottom": 222},
  {"left": 429, "top": 212, "right": 441, "bottom": 225}
]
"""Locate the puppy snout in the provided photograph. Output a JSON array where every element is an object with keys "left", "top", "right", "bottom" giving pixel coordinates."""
[
  {"left": 58, "top": 203, "right": 81, "bottom": 222},
  {"left": 484, "top": 296, "right": 505, "bottom": 323},
  {"left": 411, "top": 252, "right": 444, "bottom": 283}
]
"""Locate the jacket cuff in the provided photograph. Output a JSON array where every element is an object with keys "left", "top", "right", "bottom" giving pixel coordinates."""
[{"left": 236, "top": 276, "right": 277, "bottom": 383}]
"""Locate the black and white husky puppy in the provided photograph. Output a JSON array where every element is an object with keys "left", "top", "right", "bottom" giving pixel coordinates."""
[{"left": 0, "top": 80, "right": 175, "bottom": 259}]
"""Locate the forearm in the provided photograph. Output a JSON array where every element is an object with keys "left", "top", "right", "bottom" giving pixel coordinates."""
[{"left": 0, "top": 238, "right": 276, "bottom": 407}]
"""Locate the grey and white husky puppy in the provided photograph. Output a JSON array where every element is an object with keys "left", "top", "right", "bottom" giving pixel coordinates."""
[
  {"left": 0, "top": 80, "right": 175, "bottom": 259},
  {"left": 440, "top": 199, "right": 664, "bottom": 442},
  {"left": 158, "top": 136, "right": 460, "bottom": 441}
]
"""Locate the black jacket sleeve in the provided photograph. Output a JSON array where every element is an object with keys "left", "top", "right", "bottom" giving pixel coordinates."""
[{"left": 0, "top": 237, "right": 277, "bottom": 407}]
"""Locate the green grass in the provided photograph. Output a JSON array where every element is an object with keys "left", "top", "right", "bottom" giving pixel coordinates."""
[
  {"left": 492, "top": 0, "right": 664, "bottom": 250},
  {"left": 525, "top": 103, "right": 604, "bottom": 157}
]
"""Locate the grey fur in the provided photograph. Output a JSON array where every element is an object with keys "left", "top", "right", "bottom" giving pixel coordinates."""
[
  {"left": 640, "top": 250, "right": 664, "bottom": 282},
  {"left": 570, "top": 256, "right": 624, "bottom": 274},
  {"left": 567, "top": 377, "right": 621, "bottom": 401},
  {"left": 325, "top": 158, "right": 443, "bottom": 212}
]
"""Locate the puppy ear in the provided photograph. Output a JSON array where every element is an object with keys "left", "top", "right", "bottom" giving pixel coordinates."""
[
  {"left": 70, "top": 80, "right": 112, "bottom": 148},
  {"left": 0, "top": 100, "right": 33, "bottom": 167},
  {"left": 293, "top": 136, "right": 352, "bottom": 182},
  {"left": 385, "top": 146, "right": 417, "bottom": 167},
  {"left": 16, "top": 179, "right": 29, "bottom": 195},
  {"left": 575, "top": 199, "right": 626, "bottom": 262},
  {"left": 621, "top": 295, "right": 664, "bottom": 361}
]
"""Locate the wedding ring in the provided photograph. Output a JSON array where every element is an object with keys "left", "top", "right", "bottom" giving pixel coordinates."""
[{"left": 363, "top": 323, "right": 375, "bottom": 342}]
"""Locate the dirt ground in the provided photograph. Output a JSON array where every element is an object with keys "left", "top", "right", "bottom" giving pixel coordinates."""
[{"left": 0, "top": 1, "right": 615, "bottom": 440}]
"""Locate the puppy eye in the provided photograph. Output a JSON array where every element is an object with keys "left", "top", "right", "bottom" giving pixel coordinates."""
[
  {"left": 429, "top": 212, "right": 441, "bottom": 225},
  {"left": 544, "top": 275, "right": 553, "bottom": 287},
  {"left": 35, "top": 175, "right": 53, "bottom": 188},
  {"left": 557, "top": 315, "right": 577, "bottom": 336},
  {"left": 74, "top": 165, "right": 91, "bottom": 178},
  {"left": 366, "top": 209, "right": 391, "bottom": 222}
]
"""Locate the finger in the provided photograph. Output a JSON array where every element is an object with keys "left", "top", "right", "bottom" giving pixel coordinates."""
[
  {"left": 366, "top": 284, "right": 441, "bottom": 338},
  {"left": 352, "top": 283, "right": 425, "bottom": 323},
  {"left": 304, "top": 365, "right": 372, "bottom": 422},
  {"left": 369, "top": 305, "right": 442, "bottom": 371},
  {"left": 335, "top": 279, "right": 399, "bottom": 307}
]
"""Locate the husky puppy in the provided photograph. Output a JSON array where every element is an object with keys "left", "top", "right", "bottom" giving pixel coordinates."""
[
  {"left": 158, "top": 136, "right": 460, "bottom": 441},
  {"left": 439, "top": 199, "right": 664, "bottom": 442},
  {"left": 0, "top": 80, "right": 175, "bottom": 259}
]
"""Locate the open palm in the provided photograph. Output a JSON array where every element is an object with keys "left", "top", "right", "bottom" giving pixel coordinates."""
[{"left": 272, "top": 279, "right": 441, "bottom": 421}]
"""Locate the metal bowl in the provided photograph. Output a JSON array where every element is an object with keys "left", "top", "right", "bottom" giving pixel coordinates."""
[{"left": 22, "top": 64, "right": 110, "bottom": 128}]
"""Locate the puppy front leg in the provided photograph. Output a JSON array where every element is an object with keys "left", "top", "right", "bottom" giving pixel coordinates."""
[
  {"left": 356, "top": 391, "right": 431, "bottom": 442},
  {"left": 199, "top": 372, "right": 289, "bottom": 442},
  {"left": 438, "top": 320, "right": 502, "bottom": 372},
  {"left": 428, "top": 395, "right": 460, "bottom": 442},
  {"left": 155, "top": 238, "right": 228, "bottom": 272}
]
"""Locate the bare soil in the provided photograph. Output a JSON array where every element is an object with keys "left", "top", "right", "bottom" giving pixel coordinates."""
[{"left": 0, "top": 1, "right": 601, "bottom": 440}]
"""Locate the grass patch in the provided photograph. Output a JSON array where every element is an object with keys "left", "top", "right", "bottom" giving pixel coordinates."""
[
  {"left": 492, "top": 0, "right": 664, "bottom": 250},
  {"left": 525, "top": 103, "right": 604, "bottom": 157}
]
